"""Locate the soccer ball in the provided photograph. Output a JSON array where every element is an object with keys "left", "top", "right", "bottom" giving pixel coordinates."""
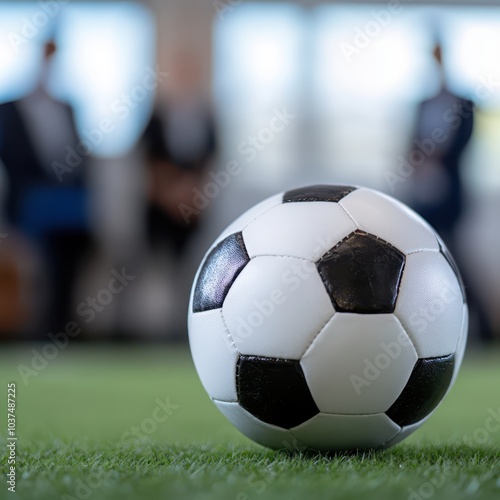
[{"left": 188, "top": 185, "right": 468, "bottom": 452}]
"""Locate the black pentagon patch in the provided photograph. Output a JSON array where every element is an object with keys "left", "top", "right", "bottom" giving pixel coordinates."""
[
  {"left": 236, "top": 355, "right": 319, "bottom": 429},
  {"left": 438, "top": 240, "right": 466, "bottom": 303},
  {"left": 193, "top": 233, "right": 249, "bottom": 313},
  {"left": 317, "top": 230, "right": 405, "bottom": 314},
  {"left": 283, "top": 184, "right": 356, "bottom": 203},
  {"left": 386, "top": 354, "right": 455, "bottom": 427}
]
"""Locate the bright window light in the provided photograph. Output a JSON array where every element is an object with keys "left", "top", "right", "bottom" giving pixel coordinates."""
[
  {"left": 214, "top": 3, "right": 303, "bottom": 110},
  {"left": 0, "top": 2, "right": 155, "bottom": 157},
  {"left": 213, "top": 3, "right": 303, "bottom": 187},
  {"left": 213, "top": 3, "right": 500, "bottom": 192},
  {"left": 313, "top": 6, "right": 432, "bottom": 105},
  {"left": 445, "top": 9, "right": 500, "bottom": 106}
]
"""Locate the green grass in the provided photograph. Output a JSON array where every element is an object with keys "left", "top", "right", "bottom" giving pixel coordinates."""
[{"left": 0, "top": 345, "right": 499, "bottom": 500}]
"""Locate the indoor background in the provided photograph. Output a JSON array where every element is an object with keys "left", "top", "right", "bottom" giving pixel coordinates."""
[{"left": 0, "top": 0, "right": 499, "bottom": 343}]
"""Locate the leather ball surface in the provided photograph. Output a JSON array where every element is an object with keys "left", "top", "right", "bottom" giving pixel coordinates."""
[{"left": 187, "top": 185, "right": 468, "bottom": 452}]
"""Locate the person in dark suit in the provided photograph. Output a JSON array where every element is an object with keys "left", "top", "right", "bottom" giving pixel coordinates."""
[
  {"left": 0, "top": 38, "right": 93, "bottom": 338},
  {"left": 140, "top": 48, "right": 218, "bottom": 257},
  {"left": 410, "top": 43, "right": 474, "bottom": 242},
  {"left": 141, "top": 101, "right": 217, "bottom": 256},
  {"left": 410, "top": 42, "right": 492, "bottom": 341}
]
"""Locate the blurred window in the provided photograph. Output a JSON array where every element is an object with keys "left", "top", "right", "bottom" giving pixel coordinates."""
[{"left": 214, "top": 3, "right": 500, "bottom": 195}]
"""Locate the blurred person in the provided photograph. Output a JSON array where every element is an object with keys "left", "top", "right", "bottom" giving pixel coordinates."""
[
  {"left": 0, "top": 37, "right": 93, "bottom": 338},
  {"left": 129, "top": 50, "right": 217, "bottom": 340},
  {"left": 410, "top": 43, "right": 473, "bottom": 242},
  {"left": 409, "top": 41, "right": 492, "bottom": 341},
  {"left": 141, "top": 50, "right": 218, "bottom": 257}
]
